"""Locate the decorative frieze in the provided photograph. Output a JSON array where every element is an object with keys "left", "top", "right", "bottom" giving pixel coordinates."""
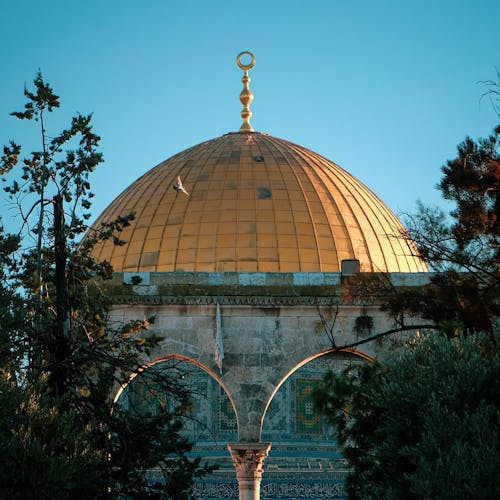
[
  {"left": 109, "top": 294, "right": 350, "bottom": 307},
  {"left": 192, "top": 478, "right": 347, "bottom": 498},
  {"left": 261, "top": 479, "right": 346, "bottom": 498}
]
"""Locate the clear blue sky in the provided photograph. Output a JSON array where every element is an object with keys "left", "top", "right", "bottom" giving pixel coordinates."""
[{"left": 1, "top": 0, "right": 498, "bottom": 230}]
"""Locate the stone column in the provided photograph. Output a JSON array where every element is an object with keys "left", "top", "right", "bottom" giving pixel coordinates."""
[{"left": 228, "top": 442, "right": 272, "bottom": 500}]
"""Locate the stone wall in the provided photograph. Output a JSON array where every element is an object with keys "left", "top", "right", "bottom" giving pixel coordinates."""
[{"left": 107, "top": 271, "right": 430, "bottom": 441}]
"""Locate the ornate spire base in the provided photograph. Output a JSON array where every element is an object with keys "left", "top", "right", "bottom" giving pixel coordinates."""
[{"left": 228, "top": 442, "right": 272, "bottom": 500}]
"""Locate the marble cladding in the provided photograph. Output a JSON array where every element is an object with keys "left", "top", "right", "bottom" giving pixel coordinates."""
[{"left": 119, "top": 271, "right": 431, "bottom": 289}]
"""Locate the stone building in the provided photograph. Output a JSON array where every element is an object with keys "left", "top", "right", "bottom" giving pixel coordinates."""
[{"left": 89, "top": 52, "right": 428, "bottom": 499}]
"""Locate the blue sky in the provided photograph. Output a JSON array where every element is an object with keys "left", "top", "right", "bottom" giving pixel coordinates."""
[{"left": 1, "top": 0, "right": 498, "bottom": 230}]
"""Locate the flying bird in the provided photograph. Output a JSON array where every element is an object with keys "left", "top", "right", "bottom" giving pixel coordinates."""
[{"left": 173, "top": 176, "right": 190, "bottom": 197}]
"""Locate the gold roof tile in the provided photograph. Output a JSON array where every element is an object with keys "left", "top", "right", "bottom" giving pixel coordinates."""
[{"left": 89, "top": 132, "right": 427, "bottom": 273}]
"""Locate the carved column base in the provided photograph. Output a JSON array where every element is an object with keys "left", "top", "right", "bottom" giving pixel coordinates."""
[{"left": 228, "top": 442, "right": 272, "bottom": 500}]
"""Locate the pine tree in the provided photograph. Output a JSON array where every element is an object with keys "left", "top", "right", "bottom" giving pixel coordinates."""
[
  {"left": 398, "top": 122, "right": 500, "bottom": 335},
  {"left": 0, "top": 73, "right": 211, "bottom": 499}
]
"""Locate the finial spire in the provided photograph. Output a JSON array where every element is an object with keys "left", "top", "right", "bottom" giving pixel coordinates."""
[{"left": 237, "top": 51, "right": 256, "bottom": 132}]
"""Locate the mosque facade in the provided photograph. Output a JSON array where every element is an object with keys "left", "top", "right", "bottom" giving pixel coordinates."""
[{"left": 90, "top": 52, "right": 428, "bottom": 500}]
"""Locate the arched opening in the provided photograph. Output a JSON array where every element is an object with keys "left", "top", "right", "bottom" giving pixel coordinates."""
[
  {"left": 259, "top": 348, "right": 373, "bottom": 499},
  {"left": 114, "top": 355, "right": 240, "bottom": 495},
  {"left": 116, "top": 355, "right": 238, "bottom": 442}
]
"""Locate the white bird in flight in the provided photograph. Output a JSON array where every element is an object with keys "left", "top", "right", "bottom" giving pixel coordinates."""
[{"left": 173, "top": 176, "right": 190, "bottom": 197}]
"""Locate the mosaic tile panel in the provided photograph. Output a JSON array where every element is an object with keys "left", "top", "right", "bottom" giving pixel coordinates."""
[
  {"left": 219, "top": 385, "right": 237, "bottom": 432},
  {"left": 119, "top": 361, "right": 238, "bottom": 442},
  {"left": 296, "top": 379, "right": 322, "bottom": 434}
]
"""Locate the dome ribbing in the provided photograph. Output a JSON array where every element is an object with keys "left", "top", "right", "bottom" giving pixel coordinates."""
[{"left": 90, "top": 132, "right": 426, "bottom": 273}]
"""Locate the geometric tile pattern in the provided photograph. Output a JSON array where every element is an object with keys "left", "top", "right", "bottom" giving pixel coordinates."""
[
  {"left": 262, "top": 351, "right": 363, "bottom": 442},
  {"left": 219, "top": 387, "right": 237, "bottom": 432},
  {"left": 119, "top": 360, "right": 238, "bottom": 440},
  {"left": 296, "top": 379, "right": 321, "bottom": 434},
  {"left": 121, "top": 352, "right": 363, "bottom": 445},
  {"left": 119, "top": 353, "right": 363, "bottom": 499}
]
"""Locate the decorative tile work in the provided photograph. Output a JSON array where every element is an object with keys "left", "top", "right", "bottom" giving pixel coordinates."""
[
  {"left": 219, "top": 385, "right": 237, "bottom": 432},
  {"left": 262, "top": 351, "right": 364, "bottom": 441},
  {"left": 120, "top": 353, "right": 362, "bottom": 499},
  {"left": 121, "top": 377, "right": 167, "bottom": 417},
  {"left": 262, "top": 478, "right": 347, "bottom": 498},
  {"left": 296, "top": 379, "right": 322, "bottom": 434},
  {"left": 119, "top": 360, "right": 239, "bottom": 442},
  {"left": 192, "top": 477, "right": 347, "bottom": 499},
  {"left": 192, "top": 479, "right": 238, "bottom": 498},
  {"left": 264, "top": 396, "right": 287, "bottom": 436}
]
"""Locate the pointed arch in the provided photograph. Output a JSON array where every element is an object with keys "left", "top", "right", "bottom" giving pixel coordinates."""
[
  {"left": 113, "top": 354, "right": 239, "bottom": 436},
  {"left": 261, "top": 347, "right": 374, "bottom": 439}
]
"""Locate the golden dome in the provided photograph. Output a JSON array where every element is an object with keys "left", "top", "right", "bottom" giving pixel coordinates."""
[{"left": 90, "top": 132, "right": 426, "bottom": 273}]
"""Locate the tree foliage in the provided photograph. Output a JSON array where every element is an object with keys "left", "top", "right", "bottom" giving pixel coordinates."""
[
  {"left": 314, "top": 82, "right": 500, "bottom": 500},
  {"left": 314, "top": 329, "right": 500, "bottom": 500},
  {"left": 0, "top": 73, "right": 210, "bottom": 499},
  {"left": 329, "top": 122, "right": 499, "bottom": 342},
  {"left": 385, "top": 121, "right": 500, "bottom": 336}
]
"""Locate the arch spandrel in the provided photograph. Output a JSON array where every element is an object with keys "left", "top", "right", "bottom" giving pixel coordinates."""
[{"left": 252, "top": 349, "right": 372, "bottom": 493}]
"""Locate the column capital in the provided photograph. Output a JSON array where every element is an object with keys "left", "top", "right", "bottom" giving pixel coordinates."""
[{"left": 227, "top": 442, "right": 272, "bottom": 481}]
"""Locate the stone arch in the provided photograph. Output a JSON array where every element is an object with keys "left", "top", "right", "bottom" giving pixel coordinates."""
[
  {"left": 254, "top": 348, "right": 374, "bottom": 496},
  {"left": 114, "top": 354, "right": 239, "bottom": 443},
  {"left": 261, "top": 348, "right": 374, "bottom": 441}
]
